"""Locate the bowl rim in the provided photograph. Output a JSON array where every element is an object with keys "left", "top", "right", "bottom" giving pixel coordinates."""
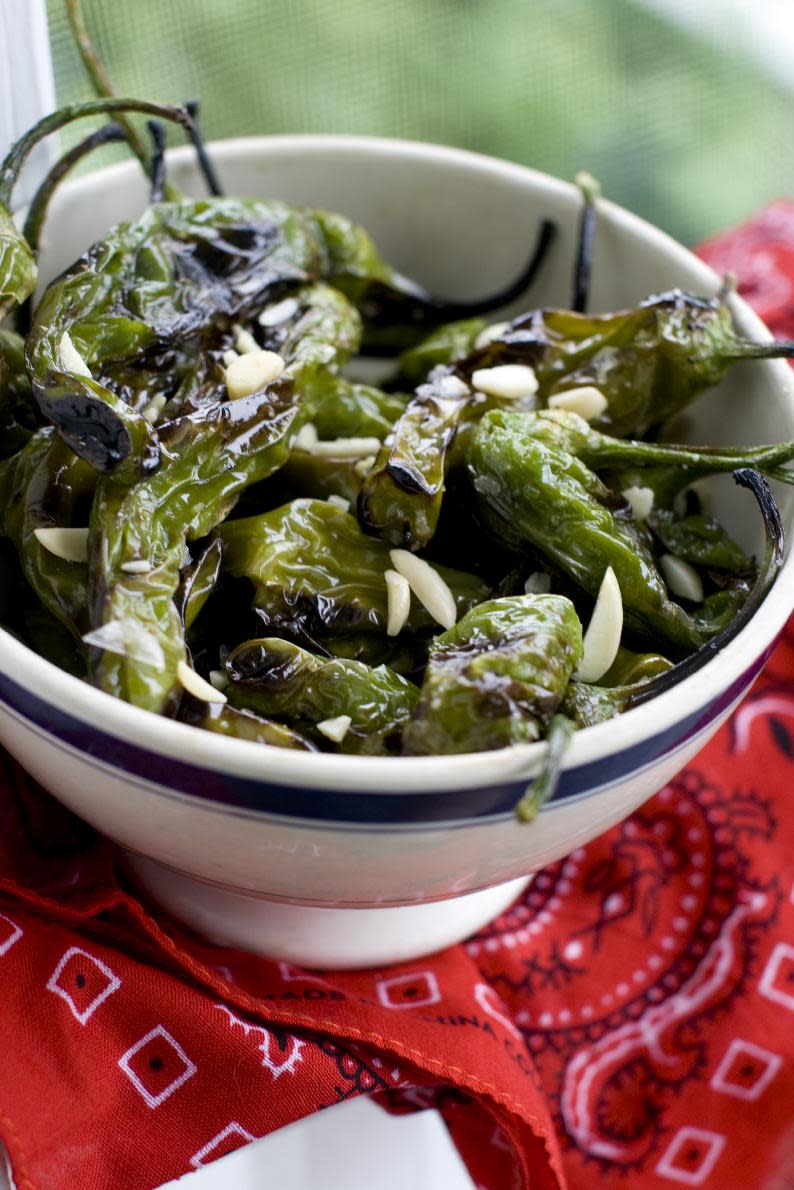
[{"left": 3, "top": 131, "right": 794, "bottom": 798}]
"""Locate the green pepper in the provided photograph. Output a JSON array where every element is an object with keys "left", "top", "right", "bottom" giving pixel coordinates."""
[
  {"left": 3, "top": 429, "right": 93, "bottom": 637},
  {"left": 0, "top": 209, "right": 36, "bottom": 323},
  {"left": 21, "top": 180, "right": 435, "bottom": 480},
  {"left": 460, "top": 292, "right": 794, "bottom": 438},
  {"left": 468, "top": 409, "right": 707, "bottom": 651},
  {"left": 648, "top": 508, "right": 751, "bottom": 571},
  {"left": 176, "top": 537, "right": 223, "bottom": 633},
  {"left": 88, "top": 384, "right": 298, "bottom": 712},
  {"left": 304, "top": 377, "right": 407, "bottom": 440},
  {"left": 402, "top": 594, "right": 583, "bottom": 755},
  {"left": 219, "top": 498, "right": 489, "bottom": 639},
  {"left": 398, "top": 318, "right": 486, "bottom": 386},
  {"left": 561, "top": 649, "right": 673, "bottom": 728},
  {"left": 358, "top": 370, "right": 474, "bottom": 549},
  {"left": 180, "top": 698, "right": 317, "bottom": 751},
  {"left": 497, "top": 409, "right": 794, "bottom": 492},
  {"left": 0, "top": 96, "right": 197, "bottom": 324},
  {"left": 225, "top": 637, "right": 419, "bottom": 754},
  {"left": 0, "top": 329, "right": 39, "bottom": 456}
]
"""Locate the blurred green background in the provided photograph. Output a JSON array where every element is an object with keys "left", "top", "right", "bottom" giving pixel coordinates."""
[{"left": 45, "top": 0, "right": 794, "bottom": 245}]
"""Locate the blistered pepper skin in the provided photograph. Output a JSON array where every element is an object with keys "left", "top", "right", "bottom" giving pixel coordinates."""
[
  {"left": 468, "top": 410, "right": 706, "bottom": 652},
  {"left": 0, "top": 330, "right": 39, "bottom": 455},
  {"left": 226, "top": 637, "right": 419, "bottom": 754},
  {"left": 470, "top": 291, "right": 794, "bottom": 437},
  {"left": 219, "top": 498, "right": 489, "bottom": 640},
  {"left": 358, "top": 371, "right": 473, "bottom": 550},
  {"left": 23, "top": 195, "right": 436, "bottom": 480},
  {"left": 402, "top": 595, "right": 583, "bottom": 755}
]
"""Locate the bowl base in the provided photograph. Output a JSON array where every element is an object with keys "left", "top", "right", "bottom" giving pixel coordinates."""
[{"left": 123, "top": 852, "right": 530, "bottom": 970}]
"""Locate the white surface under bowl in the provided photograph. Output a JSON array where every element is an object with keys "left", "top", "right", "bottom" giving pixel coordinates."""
[{"left": 1, "top": 135, "right": 793, "bottom": 968}]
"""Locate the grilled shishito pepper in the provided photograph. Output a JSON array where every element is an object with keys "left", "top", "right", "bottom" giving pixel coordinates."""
[
  {"left": 468, "top": 410, "right": 707, "bottom": 652},
  {"left": 647, "top": 508, "right": 751, "bottom": 571},
  {"left": 87, "top": 281, "right": 366, "bottom": 713},
  {"left": 514, "top": 408, "right": 794, "bottom": 501},
  {"left": 398, "top": 318, "right": 486, "bottom": 386},
  {"left": 487, "top": 291, "right": 794, "bottom": 436},
  {"left": 358, "top": 370, "right": 474, "bottom": 549},
  {"left": 225, "top": 638, "right": 419, "bottom": 754},
  {"left": 21, "top": 165, "right": 454, "bottom": 481},
  {"left": 219, "top": 498, "right": 489, "bottom": 639},
  {"left": 180, "top": 699, "right": 317, "bottom": 751},
  {"left": 88, "top": 385, "right": 298, "bottom": 712},
  {"left": 3, "top": 428, "right": 94, "bottom": 636},
  {"left": 400, "top": 293, "right": 794, "bottom": 439},
  {"left": 0, "top": 330, "right": 38, "bottom": 455},
  {"left": 402, "top": 595, "right": 583, "bottom": 755}
]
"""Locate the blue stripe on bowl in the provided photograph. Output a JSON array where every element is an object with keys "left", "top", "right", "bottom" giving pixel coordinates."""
[{"left": 0, "top": 657, "right": 765, "bottom": 825}]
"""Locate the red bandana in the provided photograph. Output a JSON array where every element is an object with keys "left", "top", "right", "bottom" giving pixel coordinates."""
[{"left": 2, "top": 203, "right": 794, "bottom": 1190}]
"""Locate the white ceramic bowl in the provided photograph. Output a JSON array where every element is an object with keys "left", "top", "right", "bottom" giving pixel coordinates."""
[{"left": 2, "top": 136, "right": 793, "bottom": 969}]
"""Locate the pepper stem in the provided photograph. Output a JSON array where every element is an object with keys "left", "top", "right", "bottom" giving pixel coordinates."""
[
  {"left": 22, "top": 121, "right": 127, "bottom": 254},
  {"left": 515, "top": 713, "right": 575, "bottom": 822},
  {"left": 64, "top": 0, "right": 152, "bottom": 176},
  {"left": 572, "top": 170, "right": 601, "bottom": 313},
  {"left": 592, "top": 433, "right": 794, "bottom": 478},
  {"left": 184, "top": 100, "right": 224, "bottom": 196},
  {"left": 630, "top": 468, "right": 784, "bottom": 707},
  {"left": 147, "top": 121, "right": 167, "bottom": 204},
  {"left": 729, "top": 338, "right": 794, "bottom": 361},
  {"left": 0, "top": 98, "right": 193, "bottom": 210},
  {"left": 427, "top": 217, "right": 558, "bottom": 319}
]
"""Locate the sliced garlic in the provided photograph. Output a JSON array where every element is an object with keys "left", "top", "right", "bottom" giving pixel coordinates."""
[
  {"left": 140, "top": 394, "right": 167, "bottom": 424},
  {"left": 435, "top": 375, "right": 470, "bottom": 400},
  {"left": 317, "top": 714, "right": 352, "bottom": 743},
  {"left": 258, "top": 297, "right": 300, "bottom": 326},
  {"left": 222, "top": 348, "right": 240, "bottom": 368},
  {"left": 294, "top": 422, "right": 319, "bottom": 450},
  {"left": 59, "top": 332, "right": 91, "bottom": 378},
  {"left": 474, "top": 321, "right": 510, "bottom": 351},
  {"left": 621, "top": 485, "right": 655, "bottom": 522},
  {"left": 384, "top": 568, "right": 411, "bottom": 636},
  {"left": 233, "top": 325, "right": 260, "bottom": 354},
  {"left": 309, "top": 436, "right": 382, "bottom": 458},
  {"left": 660, "top": 554, "right": 704, "bottom": 603},
  {"left": 33, "top": 526, "right": 88, "bottom": 563},
  {"left": 471, "top": 363, "right": 538, "bottom": 400},
  {"left": 547, "top": 386, "right": 608, "bottom": 421},
  {"left": 209, "top": 668, "right": 229, "bottom": 692},
  {"left": 389, "top": 549, "right": 456, "bottom": 630},
  {"left": 575, "top": 566, "right": 623, "bottom": 683},
  {"left": 354, "top": 455, "right": 377, "bottom": 478},
  {"left": 225, "top": 350, "right": 285, "bottom": 399},
  {"left": 120, "top": 559, "right": 153, "bottom": 574},
  {"left": 524, "top": 571, "right": 551, "bottom": 595},
  {"left": 327, "top": 494, "right": 351, "bottom": 512},
  {"left": 177, "top": 659, "right": 227, "bottom": 703},
  {"left": 82, "top": 619, "right": 165, "bottom": 669}
]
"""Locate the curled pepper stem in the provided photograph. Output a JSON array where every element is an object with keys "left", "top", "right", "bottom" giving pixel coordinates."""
[
  {"left": 147, "top": 121, "right": 167, "bottom": 204},
  {"left": 427, "top": 217, "right": 558, "bottom": 319},
  {"left": 184, "top": 100, "right": 224, "bottom": 197},
  {"left": 573, "top": 170, "right": 601, "bottom": 313},
  {"left": 65, "top": 2, "right": 223, "bottom": 201},
  {"left": 64, "top": 0, "right": 157, "bottom": 182},
  {"left": 515, "top": 713, "right": 575, "bottom": 822},
  {"left": 630, "top": 468, "right": 784, "bottom": 707},
  {"left": 0, "top": 97, "right": 194, "bottom": 210},
  {"left": 22, "top": 120, "right": 127, "bottom": 254}
]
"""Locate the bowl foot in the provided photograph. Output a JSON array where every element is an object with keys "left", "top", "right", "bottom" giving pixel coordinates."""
[{"left": 123, "top": 852, "right": 530, "bottom": 970}]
